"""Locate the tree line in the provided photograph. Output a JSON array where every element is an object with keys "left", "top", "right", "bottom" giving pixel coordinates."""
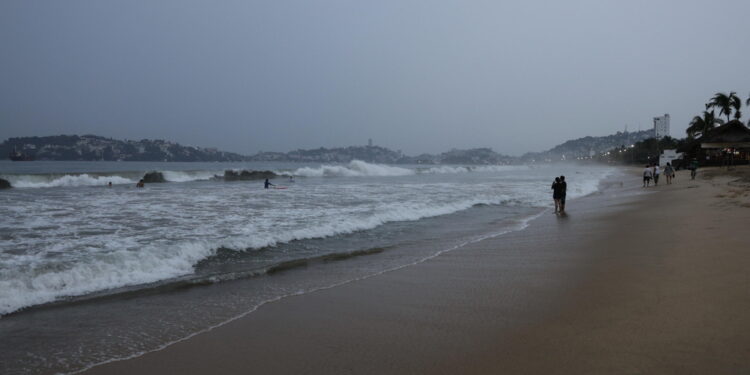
[
  {"left": 598, "top": 91, "right": 749, "bottom": 166},
  {"left": 686, "top": 91, "right": 749, "bottom": 139}
]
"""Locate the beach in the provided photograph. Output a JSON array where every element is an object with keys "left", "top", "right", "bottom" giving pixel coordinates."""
[{"left": 79, "top": 166, "right": 750, "bottom": 375}]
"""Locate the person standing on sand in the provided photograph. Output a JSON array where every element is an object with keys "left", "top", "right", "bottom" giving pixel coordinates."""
[
  {"left": 552, "top": 177, "right": 563, "bottom": 213},
  {"left": 653, "top": 164, "right": 661, "bottom": 186},
  {"left": 559, "top": 175, "right": 567, "bottom": 213},
  {"left": 664, "top": 162, "right": 675, "bottom": 185},
  {"left": 643, "top": 165, "right": 652, "bottom": 187},
  {"left": 689, "top": 159, "right": 698, "bottom": 180}
]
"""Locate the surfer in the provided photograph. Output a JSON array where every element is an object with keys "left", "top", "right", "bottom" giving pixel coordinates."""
[
  {"left": 264, "top": 178, "right": 274, "bottom": 189},
  {"left": 136, "top": 179, "right": 145, "bottom": 188}
]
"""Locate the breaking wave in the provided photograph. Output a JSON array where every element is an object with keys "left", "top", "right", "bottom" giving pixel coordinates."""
[
  {"left": 418, "top": 165, "right": 528, "bottom": 174},
  {"left": 4, "top": 174, "right": 138, "bottom": 188},
  {"left": 289, "top": 160, "right": 414, "bottom": 177},
  {"left": 2, "top": 161, "right": 532, "bottom": 188},
  {"left": 285, "top": 160, "right": 526, "bottom": 177},
  {"left": 1, "top": 170, "right": 218, "bottom": 188},
  {"left": 0, "top": 196, "right": 511, "bottom": 316}
]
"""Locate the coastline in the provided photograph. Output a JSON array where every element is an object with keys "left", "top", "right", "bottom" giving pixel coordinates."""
[{"left": 82, "top": 166, "right": 750, "bottom": 374}]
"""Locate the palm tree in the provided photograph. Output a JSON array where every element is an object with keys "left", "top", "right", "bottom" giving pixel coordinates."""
[
  {"left": 686, "top": 110, "right": 723, "bottom": 138},
  {"left": 708, "top": 92, "right": 741, "bottom": 122}
]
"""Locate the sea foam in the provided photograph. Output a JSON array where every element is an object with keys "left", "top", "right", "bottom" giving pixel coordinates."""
[
  {"left": 0, "top": 163, "right": 615, "bottom": 316},
  {"left": 4, "top": 174, "right": 136, "bottom": 188},
  {"left": 0, "top": 193, "right": 512, "bottom": 316}
]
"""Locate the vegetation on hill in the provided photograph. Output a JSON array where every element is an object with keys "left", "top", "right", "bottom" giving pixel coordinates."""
[{"left": 0, "top": 135, "right": 246, "bottom": 162}]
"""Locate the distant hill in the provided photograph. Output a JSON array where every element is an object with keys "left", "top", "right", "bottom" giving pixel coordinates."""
[
  {"left": 2, "top": 129, "right": 658, "bottom": 163},
  {"left": 249, "top": 145, "right": 405, "bottom": 164},
  {"left": 250, "top": 146, "right": 516, "bottom": 164},
  {"left": 0, "top": 135, "right": 246, "bottom": 162},
  {"left": 521, "top": 129, "right": 655, "bottom": 162}
]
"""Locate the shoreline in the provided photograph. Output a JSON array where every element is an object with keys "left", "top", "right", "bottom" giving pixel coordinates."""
[{"left": 76, "top": 166, "right": 750, "bottom": 374}]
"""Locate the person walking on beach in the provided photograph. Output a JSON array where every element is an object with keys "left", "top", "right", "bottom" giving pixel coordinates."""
[
  {"left": 689, "top": 159, "right": 698, "bottom": 180},
  {"left": 653, "top": 164, "right": 661, "bottom": 186},
  {"left": 551, "top": 177, "right": 563, "bottom": 213},
  {"left": 664, "top": 162, "right": 675, "bottom": 185},
  {"left": 559, "top": 175, "right": 567, "bottom": 213},
  {"left": 643, "top": 165, "right": 652, "bottom": 187}
]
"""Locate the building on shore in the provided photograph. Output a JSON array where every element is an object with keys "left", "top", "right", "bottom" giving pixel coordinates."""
[
  {"left": 659, "top": 149, "right": 682, "bottom": 167},
  {"left": 653, "top": 114, "right": 670, "bottom": 139}
]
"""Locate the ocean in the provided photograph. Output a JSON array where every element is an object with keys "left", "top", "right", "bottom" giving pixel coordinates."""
[{"left": 0, "top": 160, "right": 614, "bottom": 375}]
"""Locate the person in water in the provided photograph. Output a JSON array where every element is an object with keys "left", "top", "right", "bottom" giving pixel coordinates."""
[
  {"left": 264, "top": 178, "right": 274, "bottom": 189},
  {"left": 136, "top": 179, "right": 145, "bottom": 188},
  {"left": 559, "top": 175, "right": 567, "bottom": 213}
]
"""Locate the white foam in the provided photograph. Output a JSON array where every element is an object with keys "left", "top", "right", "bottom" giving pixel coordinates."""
[
  {"left": 419, "top": 165, "right": 528, "bottom": 174},
  {"left": 0, "top": 239, "right": 209, "bottom": 315},
  {"left": 4, "top": 174, "right": 136, "bottom": 188},
  {"left": 0, "top": 163, "right": 616, "bottom": 316},
  {"left": 289, "top": 160, "right": 414, "bottom": 177},
  {"left": 161, "top": 170, "right": 220, "bottom": 182},
  {"left": 0, "top": 188, "right": 520, "bottom": 316},
  {"left": 286, "top": 160, "right": 529, "bottom": 178}
]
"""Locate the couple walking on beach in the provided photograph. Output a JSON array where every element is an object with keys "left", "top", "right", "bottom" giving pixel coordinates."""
[
  {"left": 643, "top": 163, "right": 676, "bottom": 187},
  {"left": 551, "top": 176, "right": 566, "bottom": 214},
  {"left": 643, "top": 164, "right": 658, "bottom": 187}
]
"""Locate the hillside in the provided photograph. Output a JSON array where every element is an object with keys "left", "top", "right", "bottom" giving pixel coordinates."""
[
  {"left": 1, "top": 135, "right": 246, "bottom": 162},
  {"left": 521, "top": 129, "right": 655, "bottom": 162},
  {"left": 2, "top": 129, "right": 657, "bottom": 164},
  {"left": 249, "top": 146, "right": 405, "bottom": 163}
]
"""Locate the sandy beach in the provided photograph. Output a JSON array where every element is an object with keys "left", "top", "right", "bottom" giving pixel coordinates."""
[{"left": 82, "top": 166, "right": 750, "bottom": 375}]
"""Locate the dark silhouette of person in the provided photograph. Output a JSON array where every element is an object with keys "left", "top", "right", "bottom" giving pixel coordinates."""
[
  {"left": 559, "top": 175, "right": 567, "bottom": 212},
  {"left": 552, "top": 177, "right": 563, "bottom": 213},
  {"left": 264, "top": 178, "right": 274, "bottom": 189},
  {"left": 136, "top": 179, "right": 145, "bottom": 188}
]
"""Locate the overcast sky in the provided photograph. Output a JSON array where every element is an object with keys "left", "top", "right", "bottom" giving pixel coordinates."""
[{"left": 1, "top": 0, "right": 749, "bottom": 156}]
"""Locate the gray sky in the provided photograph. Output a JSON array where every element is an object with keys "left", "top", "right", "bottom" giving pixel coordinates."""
[{"left": 2, "top": 0, "right": 749, "bottom": 156}]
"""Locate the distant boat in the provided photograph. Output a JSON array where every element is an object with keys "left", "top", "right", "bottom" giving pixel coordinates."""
[{"left": 8, "top": 148, "right": 34, "bottom": 161}]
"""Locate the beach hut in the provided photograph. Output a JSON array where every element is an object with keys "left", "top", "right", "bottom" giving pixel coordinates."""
[{"left": 700, "top": 120, "right": 750, "bottom": 166}]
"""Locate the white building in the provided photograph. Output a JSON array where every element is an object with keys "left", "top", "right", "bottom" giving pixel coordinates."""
[
  {"left": 659, "top": 149, "right": 682, "bottom": 167},
  {"left": 653, "top": 114, "right": 670, "bottom": 139}
]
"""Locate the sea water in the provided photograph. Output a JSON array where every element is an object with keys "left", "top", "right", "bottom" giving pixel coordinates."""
[{"left": 0, "top": 160, "right": 614, "bottom": 375}]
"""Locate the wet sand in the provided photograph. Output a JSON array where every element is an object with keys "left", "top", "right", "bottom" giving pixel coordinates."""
[{"left": 83, "top": 166, "right": 750, "bottom": 375}]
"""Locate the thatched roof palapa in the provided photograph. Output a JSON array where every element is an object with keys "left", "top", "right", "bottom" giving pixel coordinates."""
[{"left": 700, "top": 120, "right": 750, "bottom": 149}]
